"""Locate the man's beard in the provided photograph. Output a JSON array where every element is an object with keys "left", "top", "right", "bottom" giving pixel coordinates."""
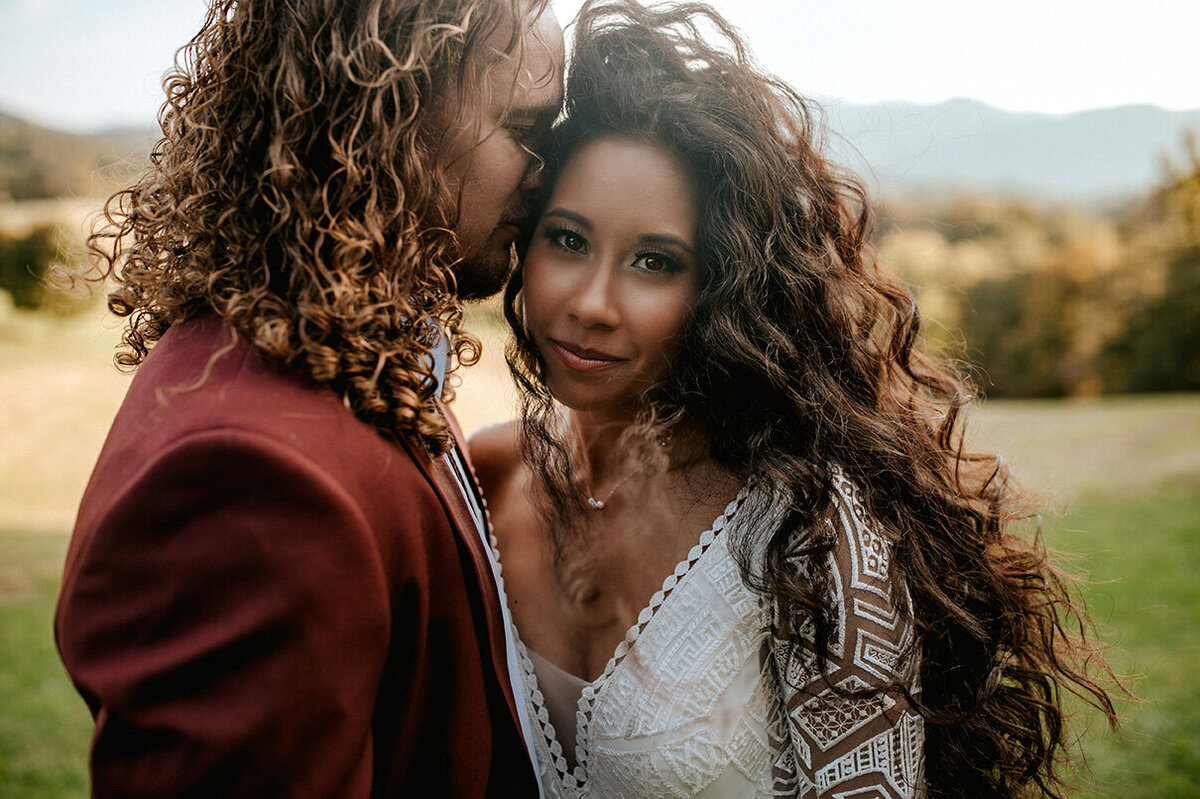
[{"left": 455, "top": 241, "right": 517, "bottom": 301}]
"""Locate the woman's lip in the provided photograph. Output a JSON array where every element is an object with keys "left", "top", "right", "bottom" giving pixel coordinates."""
[{"left": 549, "top": 339, "right": 626, "bottom": 373}]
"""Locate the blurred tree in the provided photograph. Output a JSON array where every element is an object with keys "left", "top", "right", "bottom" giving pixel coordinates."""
[
  {"left": 961, "top": 268, "right": 1088, "bottom": 397},
  {"left": 1103, "top": 250, "right": 1200, "bottom": 391},
  {"left": 1102, "top": 130, "right": 1200, "bottom": 392},
  {"left": 881, "top": 134, "right": 1200, "bottom": 400},
  {"left": 0, "top": 227, "right": 57, "bottom": 308},
  {"left": 1165, "top": 130, "right": 1200, "bottom": 247}
]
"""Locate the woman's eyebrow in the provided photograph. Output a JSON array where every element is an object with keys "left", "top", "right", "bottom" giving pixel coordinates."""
[
  {"left": 542, "top": 208, "right": 591, "bottom": 228},
  {"left": 542, "top": 210, "right": 693, "bottom": 254},
  {"left": 639, "top": 233, "right": 694, "bottom": 255}
]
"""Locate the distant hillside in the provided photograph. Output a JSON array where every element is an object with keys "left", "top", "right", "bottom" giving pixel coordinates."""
[
  {"left": 821, "top": 99, "right": 1200, "bottom": 204},
  {"left": 0, "top": 112, "right": 156, "bottom": 201},
  {"left": 3, "top": 101, "right": 1199, "bottom": 205}
]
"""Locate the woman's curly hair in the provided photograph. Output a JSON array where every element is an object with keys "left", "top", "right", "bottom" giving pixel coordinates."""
[
  {"left": 504, "top": 1, "right": 1119, "bottom": 795},
  {"left": 86, "top": 0, "right": 547, "bottom": 452}
]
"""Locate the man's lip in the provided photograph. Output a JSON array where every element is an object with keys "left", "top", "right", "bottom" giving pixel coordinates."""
[{"left": 548, "top": 339, "right": 626, "bottom": 372}]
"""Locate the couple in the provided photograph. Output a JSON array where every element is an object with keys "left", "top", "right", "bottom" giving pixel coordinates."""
[{"left": 56, "top": 0, "right": 1113, "bottom": 797}]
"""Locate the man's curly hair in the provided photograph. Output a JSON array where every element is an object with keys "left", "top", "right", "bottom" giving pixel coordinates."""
[{"left": 87, "top": 0, "right": 548, "bottom": 452}]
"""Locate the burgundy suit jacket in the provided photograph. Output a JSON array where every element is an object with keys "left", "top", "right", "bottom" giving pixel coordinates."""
[{"left": 55, "top": 313, "right": 537, "bottom": 797}]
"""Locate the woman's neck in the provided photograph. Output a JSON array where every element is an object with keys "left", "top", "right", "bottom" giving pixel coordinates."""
[
  {"left": 568, "top": 409, "right": 634, "bottom": 487},
  {"left": 567, "top": 408, "right": 710, "bottom": 489}
]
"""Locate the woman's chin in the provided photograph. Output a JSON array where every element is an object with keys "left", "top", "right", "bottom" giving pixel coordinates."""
[{"left": 546, "top": 383, "right": 635, "bottom": 420}]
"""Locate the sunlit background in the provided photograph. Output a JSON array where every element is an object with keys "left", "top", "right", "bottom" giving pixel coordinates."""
[
  {"left": 2, "top": 1, "right": 1198, "bottom": 796},
  {"left": 5, "top": 0, "right": 1200, "bottom": 130}
]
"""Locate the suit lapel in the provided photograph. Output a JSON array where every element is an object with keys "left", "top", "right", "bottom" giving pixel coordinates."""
[{"left": 400, "top": 409, "right": 525, "bottom": 733}]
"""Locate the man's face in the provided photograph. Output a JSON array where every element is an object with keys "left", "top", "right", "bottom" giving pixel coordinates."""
[{"left": 445, "top": 7, "right": 564, "bottom": 300}]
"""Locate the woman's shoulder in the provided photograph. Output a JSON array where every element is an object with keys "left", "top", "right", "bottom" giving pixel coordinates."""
[
  {"left": 818, "top": 467, "right": 918, "bottom": 676},
  {"left": 824, "top": 466, "right": 903, "bottom": 595},
  {"left": 467, "top": 419, "right": 524, "bottom": 501},
  {"left": 767, "top": 465, "right": 919, "bottom": 694}
]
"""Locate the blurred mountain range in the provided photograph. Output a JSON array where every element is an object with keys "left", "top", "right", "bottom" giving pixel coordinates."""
[
  {"left": 823, "top": 98, "right": 1200, "bottom": 205},
  {"left": 0, "top": 112, "right": 157, "bottom": 203},
  {"left": 2, "top": 100, "right": 1198, "bottom": 205}
]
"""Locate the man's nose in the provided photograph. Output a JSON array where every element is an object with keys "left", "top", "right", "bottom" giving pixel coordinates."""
[{"left": 519, "top": 147, "right": 546, "bottom": 195}]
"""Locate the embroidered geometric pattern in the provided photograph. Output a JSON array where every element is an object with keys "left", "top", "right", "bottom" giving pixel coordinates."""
[
  {"left": 781, "top": 468, "right": 924, "bottom": 798},
  {"left": 812, "top": 713, "right": 924, "bottom": 797},
  {"left": 854, "top": 630, "right": 907, "bottom": 682},
  {"left": 792, "top": 676, "right": 898, "bottom": 751},
  {"left": 507, "top": 471, "right": 924, "bottom": 798},
  {"left": 776, "top": 549, "right": 846, "bottom": 689}
]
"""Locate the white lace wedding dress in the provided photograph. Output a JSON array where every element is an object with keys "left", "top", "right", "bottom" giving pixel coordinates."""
[{"left": 506, "top": 468, "right": 925, "bottom": 798}]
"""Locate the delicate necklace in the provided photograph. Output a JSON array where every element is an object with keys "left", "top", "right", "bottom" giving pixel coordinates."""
[
  {"left": 577, "top": 426, "right": 672, "bottom": 511},
  {"left": 584, "top": 470, "right": 636, "bottom": 510}
]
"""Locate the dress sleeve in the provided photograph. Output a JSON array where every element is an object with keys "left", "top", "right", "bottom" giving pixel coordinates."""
[
  {"left": 769, "top": 470, "right": 925, "bottom": 798},
  {"left": 56, "top": 429, "right": 396, "bottom": 798}
]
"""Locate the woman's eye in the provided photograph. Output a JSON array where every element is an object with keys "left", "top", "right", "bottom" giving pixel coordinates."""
[
  {"left": 542, "top": 226, "right": 588, "bottom": 251},
  {"left": 546, "top": 229, "right": 587, "bottom": 253},
  {"left": 633, "top": 253, "right": 678, "bottom": 273}
]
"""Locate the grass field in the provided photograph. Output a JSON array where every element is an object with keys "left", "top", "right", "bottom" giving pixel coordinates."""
[{"left": 1, "top": 311, "right": 1198, "bottom": 797}]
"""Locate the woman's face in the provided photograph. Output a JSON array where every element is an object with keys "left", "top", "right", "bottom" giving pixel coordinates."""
[{"left": 522, "top": 136, "right": 700, "bottom": 417}]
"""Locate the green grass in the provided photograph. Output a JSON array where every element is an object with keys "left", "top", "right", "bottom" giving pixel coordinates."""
[
  {"left": 1, "top": 308, "right": 1197, "bottom": 796},
  {"left": 3, "top": 491, "right": 1197, "bottom": 797},
  {"left": 0, "top": 534, "right": 90, "bottom": 798},
  {"left": 1053, "top": 491, "right": 1200, "bottom": 798}
]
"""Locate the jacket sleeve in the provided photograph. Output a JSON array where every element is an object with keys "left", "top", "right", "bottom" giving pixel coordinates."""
[
  {"left": 56, "top": 428, "right": 396, "bottom": 798},
  {"left": 770, "top": 471, "right": 925, "bottom": 798}
]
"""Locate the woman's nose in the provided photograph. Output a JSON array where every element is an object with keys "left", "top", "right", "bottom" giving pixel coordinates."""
[{"left": 566, "top": 261, "right": 621, "bottom": 329}]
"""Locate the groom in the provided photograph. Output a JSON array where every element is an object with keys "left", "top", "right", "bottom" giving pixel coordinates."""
[{"left": 54, "top": 0, "right": 561, "bottom": 795}]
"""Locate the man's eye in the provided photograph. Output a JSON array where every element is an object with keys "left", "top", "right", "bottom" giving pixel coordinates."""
[{"left": 507, "top": 123, "right": 536, "bottom": 143}]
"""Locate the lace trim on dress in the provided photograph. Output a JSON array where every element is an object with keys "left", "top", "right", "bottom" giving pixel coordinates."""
[
  {"left": 458, "top": 451, "right": 556, "bottom": 793},
  {"left": 479, "top": 466, "right": 589, "bottom": 791},
  {"left": 516, "top": 636, "right": 585, "bottom": 790},
  {"left": 513, "top": 482, "right": 754, "bottom": 795}
]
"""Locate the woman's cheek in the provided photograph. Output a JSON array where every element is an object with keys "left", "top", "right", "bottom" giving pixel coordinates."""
[
  {"left": 520, "top": 257, "right": 551, "bottom": 330},
  {"left": 528, "top": 257, "right": 578, "bottom": 319}
]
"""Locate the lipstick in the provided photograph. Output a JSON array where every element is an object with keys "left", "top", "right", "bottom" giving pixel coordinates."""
[{"left": 549, "top": 339, "right": 625, "bottom": 374}]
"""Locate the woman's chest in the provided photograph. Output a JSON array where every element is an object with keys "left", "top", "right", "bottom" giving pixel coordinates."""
[
  {"left": 517, "top": 539, "right": 698, "bottom": 679},
  {"left": 503, "top": 502, "right": 735, "bottom": 679},
  {"left": 523, "top": 534, "right": 787, "bottom": 798}
]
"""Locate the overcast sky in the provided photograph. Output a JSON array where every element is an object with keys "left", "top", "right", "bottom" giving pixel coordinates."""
[{"left": 2, "top": 0, "right": 1198, "bottom": 132}]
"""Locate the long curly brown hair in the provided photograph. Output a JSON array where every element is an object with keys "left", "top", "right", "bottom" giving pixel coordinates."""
[
  {"left": 504, "top": 2, "right": 1118, "bottom": 795},
  {"left": 86, "top": 0, "right": 548, "bottom": 452}
]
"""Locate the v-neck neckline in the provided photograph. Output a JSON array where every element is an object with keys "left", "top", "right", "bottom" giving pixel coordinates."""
[{"left": 515, "top": 481, "right": 753, "bottom": 793}]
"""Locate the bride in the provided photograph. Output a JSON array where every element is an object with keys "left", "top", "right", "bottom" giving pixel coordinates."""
[{"left": 470, "top": 2, "right": 1115, "bottom": 796}]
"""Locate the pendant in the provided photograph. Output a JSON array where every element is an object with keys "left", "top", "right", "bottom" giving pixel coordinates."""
[{"left": 587, "top": 496, "right": 606, "bottom": 510}]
